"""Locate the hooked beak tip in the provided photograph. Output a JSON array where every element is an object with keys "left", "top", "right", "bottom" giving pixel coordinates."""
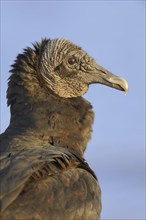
[{"left": 108, "top": 76, "right": 128, "bottom": 94}]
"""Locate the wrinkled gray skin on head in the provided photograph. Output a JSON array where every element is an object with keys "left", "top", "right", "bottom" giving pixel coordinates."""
[{"left": 39, "top": 38, "right": 128, "bottom": 98}]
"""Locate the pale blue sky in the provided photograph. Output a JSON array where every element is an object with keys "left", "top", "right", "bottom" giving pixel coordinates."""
[{"left": 1, "top": 1, "right": 145, "bottom": 219}]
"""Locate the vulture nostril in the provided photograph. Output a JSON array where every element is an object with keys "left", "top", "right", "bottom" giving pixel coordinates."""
[{"left": 96, "top": 68, "right": 107, "bottom": 75}]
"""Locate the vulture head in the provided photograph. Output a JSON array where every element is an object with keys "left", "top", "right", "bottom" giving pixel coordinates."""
[
  {"left": 37, "top": 38, "right": 128, "bottom": 98},
  {"left": 8, "top": 38, "right": 128, "bottom": 107}
]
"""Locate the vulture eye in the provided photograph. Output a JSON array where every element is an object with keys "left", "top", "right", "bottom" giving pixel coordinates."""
[{"left": 68, "top": 57, "right": 76, "bottom": 65}]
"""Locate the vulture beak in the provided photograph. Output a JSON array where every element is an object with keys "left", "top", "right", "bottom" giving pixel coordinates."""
[{"left": 90, "top": 63, "right": 128, "bottom": 94}]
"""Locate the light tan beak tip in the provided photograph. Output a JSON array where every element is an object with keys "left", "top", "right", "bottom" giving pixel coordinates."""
[{"left": 108, "top": 76, "right": 128, "bottom": 94}]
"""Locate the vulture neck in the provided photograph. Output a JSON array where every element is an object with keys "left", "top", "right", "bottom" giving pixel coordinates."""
[{"left": 7, "top": 76, "right": 94, "bottom": 156}]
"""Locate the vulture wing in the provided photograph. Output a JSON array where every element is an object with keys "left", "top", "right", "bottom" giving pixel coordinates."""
[{"left": 0, "top": 145, "right": 101, "bottom": 220}]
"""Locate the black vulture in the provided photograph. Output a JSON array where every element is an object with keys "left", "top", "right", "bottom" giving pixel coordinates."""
[{"left": 0, "top": 38, "right": 128, "bottom": 220}]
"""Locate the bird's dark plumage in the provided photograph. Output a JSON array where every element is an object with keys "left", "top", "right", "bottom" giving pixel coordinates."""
[{"left": 0, "top": 38, "right": 128, "bottom": 219}]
